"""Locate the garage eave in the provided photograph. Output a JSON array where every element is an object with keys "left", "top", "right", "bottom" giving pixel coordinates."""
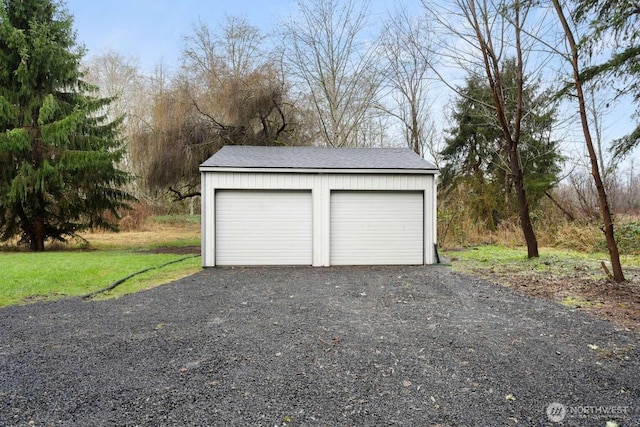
[{"left": 199, "top": 166, "right": 438, "bottom": 175}]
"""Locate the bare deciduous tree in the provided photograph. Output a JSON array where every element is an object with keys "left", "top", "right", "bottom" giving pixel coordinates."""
[
  {"left": 183, "top": 16, "right": 265, "bottom": 84},
  {"left": 131, "top": 17, "right": 300, "bottom": 200},
  {"left": 551, "top": 0, "right": 625, "bottom": 281},
  {"left": 282, "top": 0, "right": 381, "bottom": 147},
  {"left": 83, "top": 50, "right": 147, "bottom": 195},
  {"left": 84, "top": 50, "right": 144, "bottom": 117},
  {"left": 379, "top": 5, "right": 437, "bottom": 156}
]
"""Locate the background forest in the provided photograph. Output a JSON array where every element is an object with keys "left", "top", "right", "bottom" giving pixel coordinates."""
[
  {"left": 80, "top": 1, "right": 640, "bottom": 257},
  {"left": 2, "top": 0, "right": 639, "bottom": 265}
]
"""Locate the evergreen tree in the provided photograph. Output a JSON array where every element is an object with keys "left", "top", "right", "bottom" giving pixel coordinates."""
[
  {"left": 440, "top": 74, "right": 504, "bottom": 228},
  {"left": 441, "top": 60, "right": 562, "bottom": 229},
  {"left": 575, "top": 0, "right": 640, "bottom": 158},
  {"left": 0, "top": 0, "right": 133, "bottom": 251}
]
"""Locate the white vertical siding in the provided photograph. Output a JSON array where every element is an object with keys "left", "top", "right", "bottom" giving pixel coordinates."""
[
  {"left": 208, "top": 172, "right": 430, "bottom": 191},
  {"left": 430, "top": 174, "right": 438, "bottom": 263},
  {"left": 319, "top": 176, "right": 331, "bottom": 266},
  {"left": 200, "top": 172, "right": 216, "bottom": 267}
]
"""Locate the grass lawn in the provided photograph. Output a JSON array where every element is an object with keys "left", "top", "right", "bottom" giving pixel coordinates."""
[
  {"left": 443, "top": 245, "right": 640, "bottom": 331},
  {"left": 0, "top": 216, "right": 201, "bottom": 307},
  {"left": 444, "top": 245, "right": 640, "bottom": 278},
  {"left": 0, "top": 251, "right": 201, "bottom": 306}
]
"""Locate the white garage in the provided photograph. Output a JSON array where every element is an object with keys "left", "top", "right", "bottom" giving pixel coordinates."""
[{"left": 200, "top": 146, "right": 438, "bottom": 267}]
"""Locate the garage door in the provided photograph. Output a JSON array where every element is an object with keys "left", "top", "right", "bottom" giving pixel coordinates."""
[
  {"left": 330, "top": 191, "right": 423, "bottom": 265},
  {"left": 215, "top": 190, "right": 312, "bottom": 265}
]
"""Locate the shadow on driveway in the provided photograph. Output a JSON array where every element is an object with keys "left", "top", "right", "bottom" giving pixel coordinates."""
[{"left": 1, "top": 266, "right": 638, "bottom": 426}]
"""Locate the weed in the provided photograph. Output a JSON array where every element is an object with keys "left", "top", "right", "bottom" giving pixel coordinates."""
[
  {"left": 118, "top": 203, "right": 153, "bottom": 231},
  {"left": 560, "top": 296, "right": 596, "bottom": 308}
]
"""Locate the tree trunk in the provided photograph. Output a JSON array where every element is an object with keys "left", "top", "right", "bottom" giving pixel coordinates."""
[
  {"left": 509, "top": 140, "right": 539, "bottom": 258},
  {"left": 511, "top": 0, "right": 538, "bottom": 258},
  {"left": 466, "top": 0, "right": 539, "bottom": 258},
  {"left": 504, "top": 172, "right": 510, "bottom": 215},
  {"left": 30, "top": 217, "right": 46, "bottom": 252},
  {"left": 552, "top": 0, "right": 625, "bottom": 282},
  {"left": 411, "top": 103, "right": 420, "bottom": 155},
  {"left": 30, "top": 191, "right": 47, "bottom": 252}
]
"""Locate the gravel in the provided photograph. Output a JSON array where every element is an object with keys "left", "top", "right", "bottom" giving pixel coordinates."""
[{"left": 1, "top": 265, "right": 639, "bottom": 426}]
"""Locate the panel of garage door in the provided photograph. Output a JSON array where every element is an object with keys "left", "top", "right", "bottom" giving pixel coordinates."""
[
  {"left": 330, "top": 191, "right": 423, "bottom": 265},
  {"left": 215, "top": 190, "right": 312, "bottom": 265}
]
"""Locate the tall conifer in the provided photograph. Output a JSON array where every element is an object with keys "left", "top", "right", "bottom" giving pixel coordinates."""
[
  {"left": 0, "top": 0, "right": 133, "bottom": 251},
  {"left": 440, "top": 60, "right": 562, "bottom": 230}
]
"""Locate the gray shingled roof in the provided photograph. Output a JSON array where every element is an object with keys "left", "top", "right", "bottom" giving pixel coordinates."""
[{"left": 200, "top": 146, "right": 437, "bottom": 171}]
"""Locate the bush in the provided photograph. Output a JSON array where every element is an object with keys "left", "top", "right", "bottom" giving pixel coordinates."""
[
  {"left": 549, "top": 224, "right": 601, "bottom": 253},
  {"left": 118, "top": 203, "right": 152, "bottom": 232},
  {"left": 605, "top": 221, "right": 640, "bottom": 255}
]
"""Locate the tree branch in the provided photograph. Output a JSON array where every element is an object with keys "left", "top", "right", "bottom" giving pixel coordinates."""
[{"left": 169, "top": 186, "right": 202, "bottom": 200}]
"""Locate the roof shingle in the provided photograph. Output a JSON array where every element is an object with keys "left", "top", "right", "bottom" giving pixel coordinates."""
[{"left": 200, "top": 146, "right": 437, "bottom": 171}]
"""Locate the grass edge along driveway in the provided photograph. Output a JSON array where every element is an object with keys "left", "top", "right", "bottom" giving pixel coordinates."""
[{"left": 0, "top": 251, "right": 201, "bottom": 307}]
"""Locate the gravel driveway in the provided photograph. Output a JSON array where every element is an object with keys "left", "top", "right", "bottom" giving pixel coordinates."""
[{"left": 1, "top": 266, "right": 638, "bottom": 426}]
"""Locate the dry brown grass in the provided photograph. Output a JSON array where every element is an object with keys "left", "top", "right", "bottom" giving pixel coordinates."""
[
  {"left": 438, "top": 192, "right": 640, "bottom": 254},
  {"left": 438, "top": 215, "right": 525, "bottom": 249},
  {"left": 541, "top": 224, "right": 602, "bottom": 252},
  {"left": 117, "top": 203, "right": 154, "bottom": 232},
  {"left": 440, "top": 216, "right": 605, "bottom": 253},
  {"left": 0, "top": 213, "right": 200, "bottom": 252},
  {"left": 79, "top": 220, "right": 200, "bottom": 250}
]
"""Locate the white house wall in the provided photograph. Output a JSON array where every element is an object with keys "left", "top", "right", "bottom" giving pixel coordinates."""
[{"left": 201, "top": 172, "right": 437, "bottom": 267}]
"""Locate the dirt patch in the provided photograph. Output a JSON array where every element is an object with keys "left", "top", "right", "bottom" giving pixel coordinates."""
[{"left": 465, "top": 267, "right": 640, "bottom": 332}]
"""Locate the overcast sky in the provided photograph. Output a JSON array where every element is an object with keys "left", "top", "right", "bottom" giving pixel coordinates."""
[
  {"left": 64, "top": 0, "right": 423, "bottom": 71},
  {"left": 63, "top": 0, "right": 638, "bottom": 164},
  {"left": 65, "top": 0, "right": 289, "bottom": 70}
]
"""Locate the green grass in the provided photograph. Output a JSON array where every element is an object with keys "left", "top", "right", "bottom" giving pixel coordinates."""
[
  {"left": 560, "top": 295, "right": 597, "bottom": 308},
  {"left": 0, "top": 214, "right": 205, "bottom": 308},
  {"left": 153, "top": 214, "right": 201, "bottom": 225},
  {"left": 443, "top": 245, "right": 640, "bottom": 279},
  {"left": 0, "top": 251, "right": 201, "bottom": 307}
]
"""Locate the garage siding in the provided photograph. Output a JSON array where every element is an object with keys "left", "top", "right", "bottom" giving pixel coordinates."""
[
  {"left": 330, "top": 191, "right": 424, "bottom": 265},
  {"left": 201, "top": 172, "right": 437, "bottom": 266},
  {"left": 215, "top": 190, "right": 312, "bottom": 265}
]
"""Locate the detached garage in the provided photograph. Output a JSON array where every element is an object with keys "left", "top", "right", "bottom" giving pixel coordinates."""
[{"left": 200, "top": 146, "right": 438, "bottom": 267}]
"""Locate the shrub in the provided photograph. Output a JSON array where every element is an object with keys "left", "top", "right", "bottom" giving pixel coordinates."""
[
  {"left": 118, "top": 203, "right": 152, "bottom": 232},
  {"left": 604, "top": 221, "right": 640, "bottom": 255}
]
